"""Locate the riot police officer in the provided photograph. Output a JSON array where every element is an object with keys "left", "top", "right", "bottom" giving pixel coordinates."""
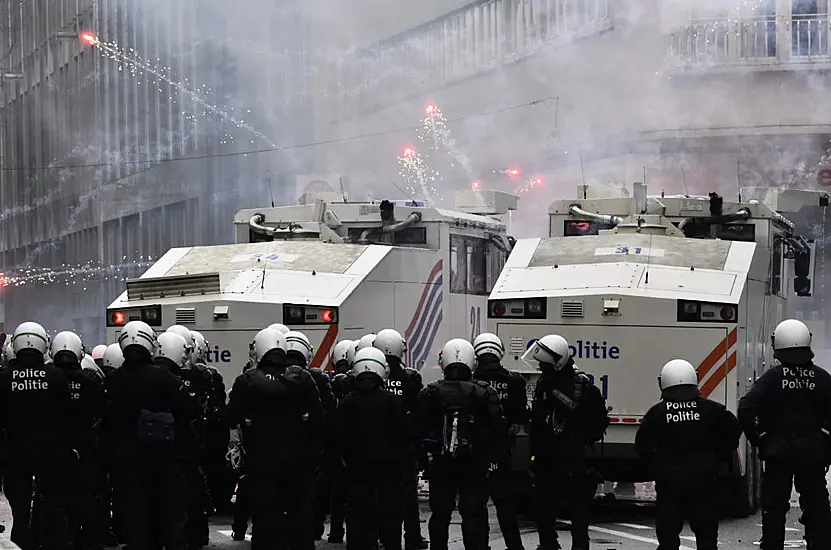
[
  {"left": 327, "top": 339, "right": 355, "bottom": 543},
  {"left": 525, "top": 334, "right": 609, "bottom": 550},
  {"left": 52, "top": 331, "right": 107, "bottom": 550},
  {"left": 336, "top": 346, "right": 409, "bottom": 550},
  {"left": 636, "top": 359, "right": 741, "bottom": 550},
  {"left": 228, "top": 327, "right": 325, "bottom": 550},
  {"left": 374, "top": 328, "right": 428, "bottom": 549},
  {"left": 738, "top": 319, "right": 831, "bottom": 549},
  {"left": 101, "top": 343, "right": 124, "bottom": 375},
  {"left": 472, "top": 332, "right": 527, "bottom": 550},
  {"left": 157, "top": 330, "right": 212, "bottom": 549},
  {"left": 90, "top": 344, "right": 107, "bottom": 370},
  {"left": 0, "top": 321, "right": 73, "bottom": 550},
  {"left": 416, "top": 338, "right": 506, "bottom": 550},
  {"left": 104, "top": 320, "right": 191, "bottom": 550}
]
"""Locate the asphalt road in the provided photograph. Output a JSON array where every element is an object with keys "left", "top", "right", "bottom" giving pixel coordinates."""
[{"left": 0, "top": 482, "right": 815, "bottom": 549}]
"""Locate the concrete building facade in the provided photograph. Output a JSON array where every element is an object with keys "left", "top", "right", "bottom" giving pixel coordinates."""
[{"left": 0, "top": 0, "right": 312, "bottom": 342}]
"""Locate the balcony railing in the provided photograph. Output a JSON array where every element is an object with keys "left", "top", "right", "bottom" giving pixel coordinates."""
[
  {"left": 333, "top": 0, "right": 612, "bottom": 116},
  {"left": 669, "top": 13, "right": 830, "bottom": 68}
]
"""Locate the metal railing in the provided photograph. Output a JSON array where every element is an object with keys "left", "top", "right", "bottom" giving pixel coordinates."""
[
  {"left": 669, "top": 13, "right": 830, "bottom": 67},
  {"left": 335, "top": 0, "right": 612, "bottom": 115}
]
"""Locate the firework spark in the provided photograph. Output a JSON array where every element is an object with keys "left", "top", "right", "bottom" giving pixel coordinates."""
[{"left": 398, "top": 146, "right": 438, "bottom": 201}]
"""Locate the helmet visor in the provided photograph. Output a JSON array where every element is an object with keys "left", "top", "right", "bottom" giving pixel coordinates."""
[{"left": 520, "top": 339, "right": 564, "bottom": 369}]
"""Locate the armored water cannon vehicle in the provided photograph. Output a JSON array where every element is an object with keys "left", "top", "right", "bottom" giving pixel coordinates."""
[
  {"left": 107, "top": 190, "right": 518, "bottom": 387},
  {"left": 488, "top": 182, "right": 817, "bottom": 515}
]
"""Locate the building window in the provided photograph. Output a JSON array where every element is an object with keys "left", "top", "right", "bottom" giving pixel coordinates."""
[{"left": 792, "top": 0, "right": 828, "bottom": 57}]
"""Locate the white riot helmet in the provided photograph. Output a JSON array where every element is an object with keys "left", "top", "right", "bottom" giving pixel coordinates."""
[
  {"left": 346, "top": 342, "right": 358, "bottom": 367},
  {"left": 285, "top": 331, "right": 314, "bottom": 365},
  {"left": 522, "top": 334, "right": 570, "bottom": 371},
  {"left": 118, "top": 320, "right": 157, "bottom": 354},
  {"left": 374, "top": 329, "right": 407, "bottom": 360},
  {"left": 12, "top": 321, "right": 50, "bottom": 356},
  {"left": 438, "top": 339, "right": 476, "bottom": 374},
  {"left": 332, "top": 339, "right": 354, "bottom": 365},
  {"left": 352, "top": 347, "right": 390, "bottom": 382},
  {"left": 269, "top": 323, "right": 290, "bottom": 335},
  {"left": 81, "top": 354, "right": 104, "bottom": 379},
  {"left": 51, "top": 331, "right": 85, "bottom": 362},
  {"left": 658, "top": 359, "right": 698, "bottom": 391},
  {"left": 355, "top": 333, "right": 376, "bottom": 354},
  {"left": 91, "top": 344, "right": 107, "bottom": 362},
  {"left": 472, "top": 333, "right": 505, "bottom": 361},
  {"left": 191, "top": 330, "right": 209, "bottom": 364},
  {"left": 253, "top": 328, "right": 287, "bottom": 364},
  {"left": 156, "top": 332, "right": 189, "bottom": 368},
  {"left": 772, "top": 319, "right": 812, "bottom": 351},
  {"left": 103, "top": 343, "right": 124, "bottom": 369}
]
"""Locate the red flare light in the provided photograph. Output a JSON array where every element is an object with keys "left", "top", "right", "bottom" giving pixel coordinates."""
[
  {"left": 403, "top": 146, "right": 415, "bottom": 157},
  {"left": 471, "top": 180, "right": 481, "bottom": 190},
  {"left": 425, "top": 104, "right": 436, "bottom": 114},
  {"left": 508, "top": 168, "right": 520, "bottom": 179},
  {"left": 81, "top": 32, "right": 98, "bottom": 44},
  {"left": 530, "top": 176, "right": 543, "bottom": 187}
]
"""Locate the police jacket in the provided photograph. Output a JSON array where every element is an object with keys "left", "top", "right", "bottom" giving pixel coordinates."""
[
  {"left": 56, "top": 360, "right": 106, "bottom": 448},
  {"left": 530, "top": 361, "right": 608, "bottom": 464},
  {"left": 738, "top": 361, "right": 831, "bottom": 465},
  {"left": 309, "top": 367, "right": 337, "bottom": 419},
  {"left": 228, "top": 360, "right": 324, "bottom": 467},
  {"left": 386, "top": 359, "right": 423, "bottom": 414},
  {"left": 416, "top": 377, "right": 506, "bottom": 466},
  {"left": 0, "top": 352, "right": 73, "bottom": 461},
  {"left": 635, "top": 395, "right": 741, "bottom": 480},
  {"left": 335, "top": 385, "right": 409, "bottom": 469},
  {"left": 103, "top": 356, "right": 194, "bottom": 459},
  {"left": 473, "top": 360, "right": 529, "bottom": 426},
  {"left": 155, "top": 358, "right": 212, "bottom": 454}
]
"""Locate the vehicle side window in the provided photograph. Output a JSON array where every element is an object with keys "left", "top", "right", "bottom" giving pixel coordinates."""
[
  {"left": 771, "top": 237, "right": 783, "bottom": 296},
  {"left": 486, "top": 241, "right": 506, "bottom": 293},
  {"left": 450, "top": 235, "right": 467, "bottom": 293},
  {"left": 467, "top": 239, "right": 487, "bottom": 295}
]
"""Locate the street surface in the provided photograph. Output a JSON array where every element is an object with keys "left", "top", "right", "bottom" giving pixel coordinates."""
[{"left": 0, "top": 481, "right": 818, "bottom": 549}]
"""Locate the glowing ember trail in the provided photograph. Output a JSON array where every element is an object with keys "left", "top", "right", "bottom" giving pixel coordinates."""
[{"left": 81, "top": 32, "right": 98, "bottom": 44}]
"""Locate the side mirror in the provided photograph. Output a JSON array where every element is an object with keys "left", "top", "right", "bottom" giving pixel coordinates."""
[{"left": 795, "top": 276, "right": 811, "bottom": 297}]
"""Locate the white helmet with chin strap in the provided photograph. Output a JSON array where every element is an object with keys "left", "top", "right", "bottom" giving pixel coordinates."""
[
  {"left": 253, "top": 328, "right": 287, "bottom": 364},
  {"left": 190, "top": 330, "right": 209, "bottom": 364},
  {"left": 332, "top": 339, "right": 354, "bottom": 365},
  {"left": 81, "top": 354, "right": 104, "bottom": 379},
  {"left": 268, "top": 323, "right": 290, "bottom": 335},
  {"left": 522, "top": 334, "right": 570, "bottom": 371},
  {"left": 166, "top": 325, "right": 195, "bottom": 366},
  {"left": 91, "top": 344, "right": 108, "bottom": 362},
  {"left": 12, "top": 321, "right": 50, "bottom": 356},
  {"left": 374, "top": 329, "right": 407, "bottom": 360},
  {"left": 285, "top": 331, "right": 314, "bottom": 366},
  {"left": 472, "top": 333, "right": 505, "bottom": 361},
  {"left": 438, "top": 339, "right": 476, "bottom": 374},
  {"left": 156, "top": 332, "right": 189, "bottom": 368},
  {"left": 658, "top": 359, "right": 698, "bottom": 391},
  {"left": 352, "top": 347, "right": 390, "bottom": 381},
  {"left": 772, "top": 319, "right": 812, "bottom": 350},
  {"left": 118, "top": 321, "right": 157, "bottom": 355},
  {"left": 51, "top": 331, "right": 85, "bottom": 362},
  {"left": 355, "top": 333, "right": 377, "bottom": 353},
  {"left": 103, "top": 343, "right": 124, "bottom": 369}
]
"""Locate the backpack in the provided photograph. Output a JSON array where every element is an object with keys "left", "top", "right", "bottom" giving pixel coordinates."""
[
  {"left": 575, "top": 372, "right": 610, "bottom": 443},
  {"left": 438, "top": 384, "right": 483, "bottom": 458}
]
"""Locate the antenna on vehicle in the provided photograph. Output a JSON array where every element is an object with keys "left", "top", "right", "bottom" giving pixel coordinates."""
[
  {"left": 644, "top": 231, "right": 654, "bottom": 286},
  {"left": 339, "top": 176, "right": 347, "bottom": 203},
  {"left": 267, "top": 169, "right": 275, "bottom": 207},
  {"left": 736, "top": 158, "right": 742, "bottom": 202},
  {"left": 681, "top": 168, "right": 690, "bottom": 198},
  {"left": 643, "top": 166, "right": 647, "bottom": 187},
  {"left": 580, "top": 156, "right": 587, "bottom": 199},
  {"left": 391, "top": 180, "right": 417, "bottom": 203}
]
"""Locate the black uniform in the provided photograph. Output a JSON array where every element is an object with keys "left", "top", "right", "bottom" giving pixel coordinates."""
[
  {"left": 0, "top": 349, "right": 73, "bottom": 550},
  {"left": 473, "top": 357, "right": 528, "bottom": 550},
  {"left": 103, "top": 350, "right": 193, "bottom": 550},
  {"left": 202, "top": 365, "right": 232, "bottom": 514},
  {"left": 416, "top": 372, "right": 506, "bottom": 550},
  {"left": 155, "top": 357, "right": 214, "bottom": 549},
  {"left": 530, "top": 359, "right": 609, "bottom": 550},
  {"left": 385, "top": 357, "right": 427, "bottom": 549},
  {"left": 54, "top": 353, "right": 107, "bottom": 550},
  {"left": 303, "top": 365, "right": 337, "bottom": 541},
  {"left": 738, "top": 361, "right": 831, "bottom": 549},
  {"left": 636, "top": 392, "right": 741, "bottom": 550},
  {"left": 336, "top": 380, "right": 409, "bottom": 550},
  {"left": 228, "top": 356, "right": 324, "bottom": 550},
  {"left": 327, "top": 371, "right": 356, "bottom": 542}
]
